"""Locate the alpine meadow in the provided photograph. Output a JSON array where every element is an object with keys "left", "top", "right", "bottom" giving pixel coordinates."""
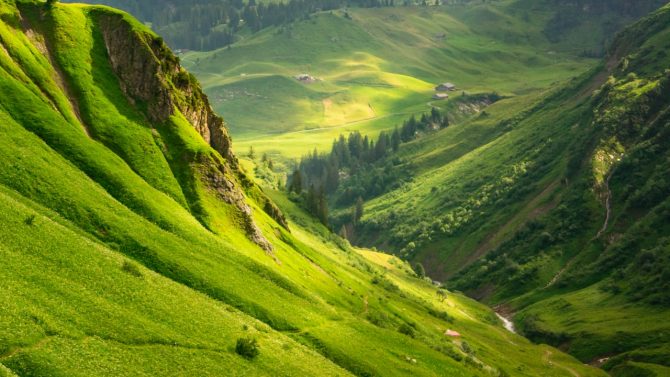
[{"left": 0, "top": 0, "right": 668, "bottom": 376}]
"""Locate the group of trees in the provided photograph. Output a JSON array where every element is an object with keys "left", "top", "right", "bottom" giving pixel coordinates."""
[
  {"left": 287, "top": 107, "right": 450, "bottom": 227},
  {"left": 70, "top": 0, "right": 394, "bottom": 50}
]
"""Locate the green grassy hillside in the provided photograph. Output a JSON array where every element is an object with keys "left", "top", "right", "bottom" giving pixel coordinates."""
[
  {"left": 178, "top": 0, "right": 665, "bottom": 166},
  {"left": 0, "top": 1, "right": 607, "bottom": 376},
  {"left": 182, "top": 3, "right": 599, "bottom": 160},
  {"left": 326, "top": 3, "right": 670, "bottom": 375}
]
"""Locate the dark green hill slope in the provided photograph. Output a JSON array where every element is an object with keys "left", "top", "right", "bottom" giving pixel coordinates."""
[
  {"left": 0, "top": 1, "right": 606, "bottom": 376},
  {"left": 344, "top": 3, "right": 670, "bottom": 375}
]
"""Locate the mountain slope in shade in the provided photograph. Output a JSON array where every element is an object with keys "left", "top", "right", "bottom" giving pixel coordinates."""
[{"left": 325, "top": 3, "right": 670, "bottom": 375}]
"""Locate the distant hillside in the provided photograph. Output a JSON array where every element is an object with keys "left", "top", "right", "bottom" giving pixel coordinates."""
[
  {"left": 518, "top": 0, "right": 667, "bottom": 55},
  {"left": 182, "top": 3, "right": 595, "bottom": 160},
  {"left": 160, "top": 0, "right": 665, "bottom": 166},
  {"left": 0, "top": 1, "right": 605, "bottom": 376},
  {"left": 61, "top": 0, "right": 392, "bottom": 50}
]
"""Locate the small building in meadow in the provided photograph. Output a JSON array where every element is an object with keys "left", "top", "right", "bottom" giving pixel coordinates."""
[
  {"left": 295, "top": 73, "right": 316, "bottom": 83},
  {"left": 435, "top": 82, "right": 456, "bottom": 91},
  {"left": 445, "top": 329, "right": 461, "bottom": 337},
  {"left": 432, "top": 93, "right": 449, "bottom": 100}
]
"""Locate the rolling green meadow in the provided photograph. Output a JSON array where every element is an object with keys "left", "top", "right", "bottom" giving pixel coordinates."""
[{"left": 182, "top": 3, "right": 598, "bottom": 159}]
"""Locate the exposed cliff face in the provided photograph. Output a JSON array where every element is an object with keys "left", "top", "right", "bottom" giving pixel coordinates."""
[
  {"left": 90, "top": 11, "right": 287, "bottom": 250},
  {"left": 96, "top": 13, "right": 235, "bottom": 164}
]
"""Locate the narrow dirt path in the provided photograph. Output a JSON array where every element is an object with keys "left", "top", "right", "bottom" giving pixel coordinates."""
[
  {"left": 545, "top": 258, "right": 574, "bottom": 289},
  {"left": 594, "top": 167, "right": 617, "bottom": 240},
  {"left": 547, "top": 166, "right": 617, "bottom": 288}
]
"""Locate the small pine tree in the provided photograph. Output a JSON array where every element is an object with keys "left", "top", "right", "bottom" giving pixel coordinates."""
[
  {"left": 354, "top": 197, "right": 364, "bottom": 224},
  {"left": 391, "top": 127, "right": 401, "bottom": 151},
  {"left": 317, "top": 188, "right": 329, "bottom": 226},
  {"left": 248, "top": 146, "right": 255, "bottom": 159},
  {"left": 430, "top": 107, "right": 441, "bottom": 123},
  {"left": 289, "top": 170, "right": 302, "bottom": 193},
  {"left": 339, "top": 225, "right": 348, "bottom": 240},
  {"left": 441, "top": 115, "right": 450, "bottom": 129}
]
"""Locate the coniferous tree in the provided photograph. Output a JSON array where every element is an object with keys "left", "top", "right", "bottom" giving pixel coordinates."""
[
  {"left": 339, "top": 225, "right": 348, "bottom": 240},
  {"left": 441, "top": 115, "right": 450, "bottom": 129},
  {"left": 391, "top": 127, "right": 401, "bottom": 152},
  {"left": 289, "top": 169, "right": 302, "bottom": 193},
  {"left": 317, "top": 188, "right": 329, "bottom": 226},
  {"left": 354, "top": 197, "right": 364, "bottom": 224},
  {"left": 374, "top": 132, "right": 387, "bottom": 160},
  {"left": 431, "top": 107, "right": 441, "bottom": 123}
]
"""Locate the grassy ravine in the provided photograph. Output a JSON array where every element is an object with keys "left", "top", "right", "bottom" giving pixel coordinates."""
[
  {"left": 0, "top": 1, "right": 605, "bottom": 376},
  {"left": 324, "top": 3, "right": 670, "bottom": 376}
]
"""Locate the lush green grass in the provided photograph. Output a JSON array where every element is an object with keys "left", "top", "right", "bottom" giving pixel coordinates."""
[
  {"left": 516, "top": 285, "right": 670, "bottom": 362},
  {"left": 183, "top": 4, "right": 596, "bottom": 159},
  {"left": 0, "top": 1, "right": 610, "bottom": 376},
  {"left": 322, "top": 3, "right": 670, "bottom": 375}
]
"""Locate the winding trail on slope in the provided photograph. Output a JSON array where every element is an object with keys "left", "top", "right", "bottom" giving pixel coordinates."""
[
  {"left": 593, "top": 168, "right": 616, "bottom": 240},
  {"left": 545, "top": 259, "right": 574, "bottom": 289},
  {"left": 546, "top": 167, "right": 617, "bottom": 288}
]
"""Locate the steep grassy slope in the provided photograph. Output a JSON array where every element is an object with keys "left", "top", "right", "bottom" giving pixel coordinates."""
[
  {"left": 342, "top": 3, "right": 670, "bottom": 375},
  {"left": 0, "top": 1, "right": 607, "bottom": 376}
]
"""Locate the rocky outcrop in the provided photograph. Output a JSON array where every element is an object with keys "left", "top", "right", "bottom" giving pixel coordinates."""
[
  {"left": 198, "top": 155, "right": 274, "bottom": 253},
  {"left": 93, "top": 10, "right": 287, "bottom": 251},
  {"left": 96, "top": 12, "right": 234, "bottom": 164},
  {"left": 263, "top": 200, "right": 289, "bottom": 230}
]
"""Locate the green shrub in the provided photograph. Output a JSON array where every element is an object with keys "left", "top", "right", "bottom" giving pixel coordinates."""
[
  {"left": 398, "top": 323, "right": 415, "bottom": 338},
  {"left": 461, "top": 341, "right": 473, "bottom": 355},
  {"left": 24, "top": 214, "right": 36, "bottom": 226},
  {"left": 235, "top": 337, "right": 260, "bottom": 359},
  {"left": 366, "top": 310, "right": 390, "bottom": 328},
  {"left": 433, "top": 344, "right": 463, "bottom": 361},
  {"left": 371, "top": 275, "right": 400, "bottom": 293},
  {"left": 121, "top": 261, "right": 143, "bottom": 278}
]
